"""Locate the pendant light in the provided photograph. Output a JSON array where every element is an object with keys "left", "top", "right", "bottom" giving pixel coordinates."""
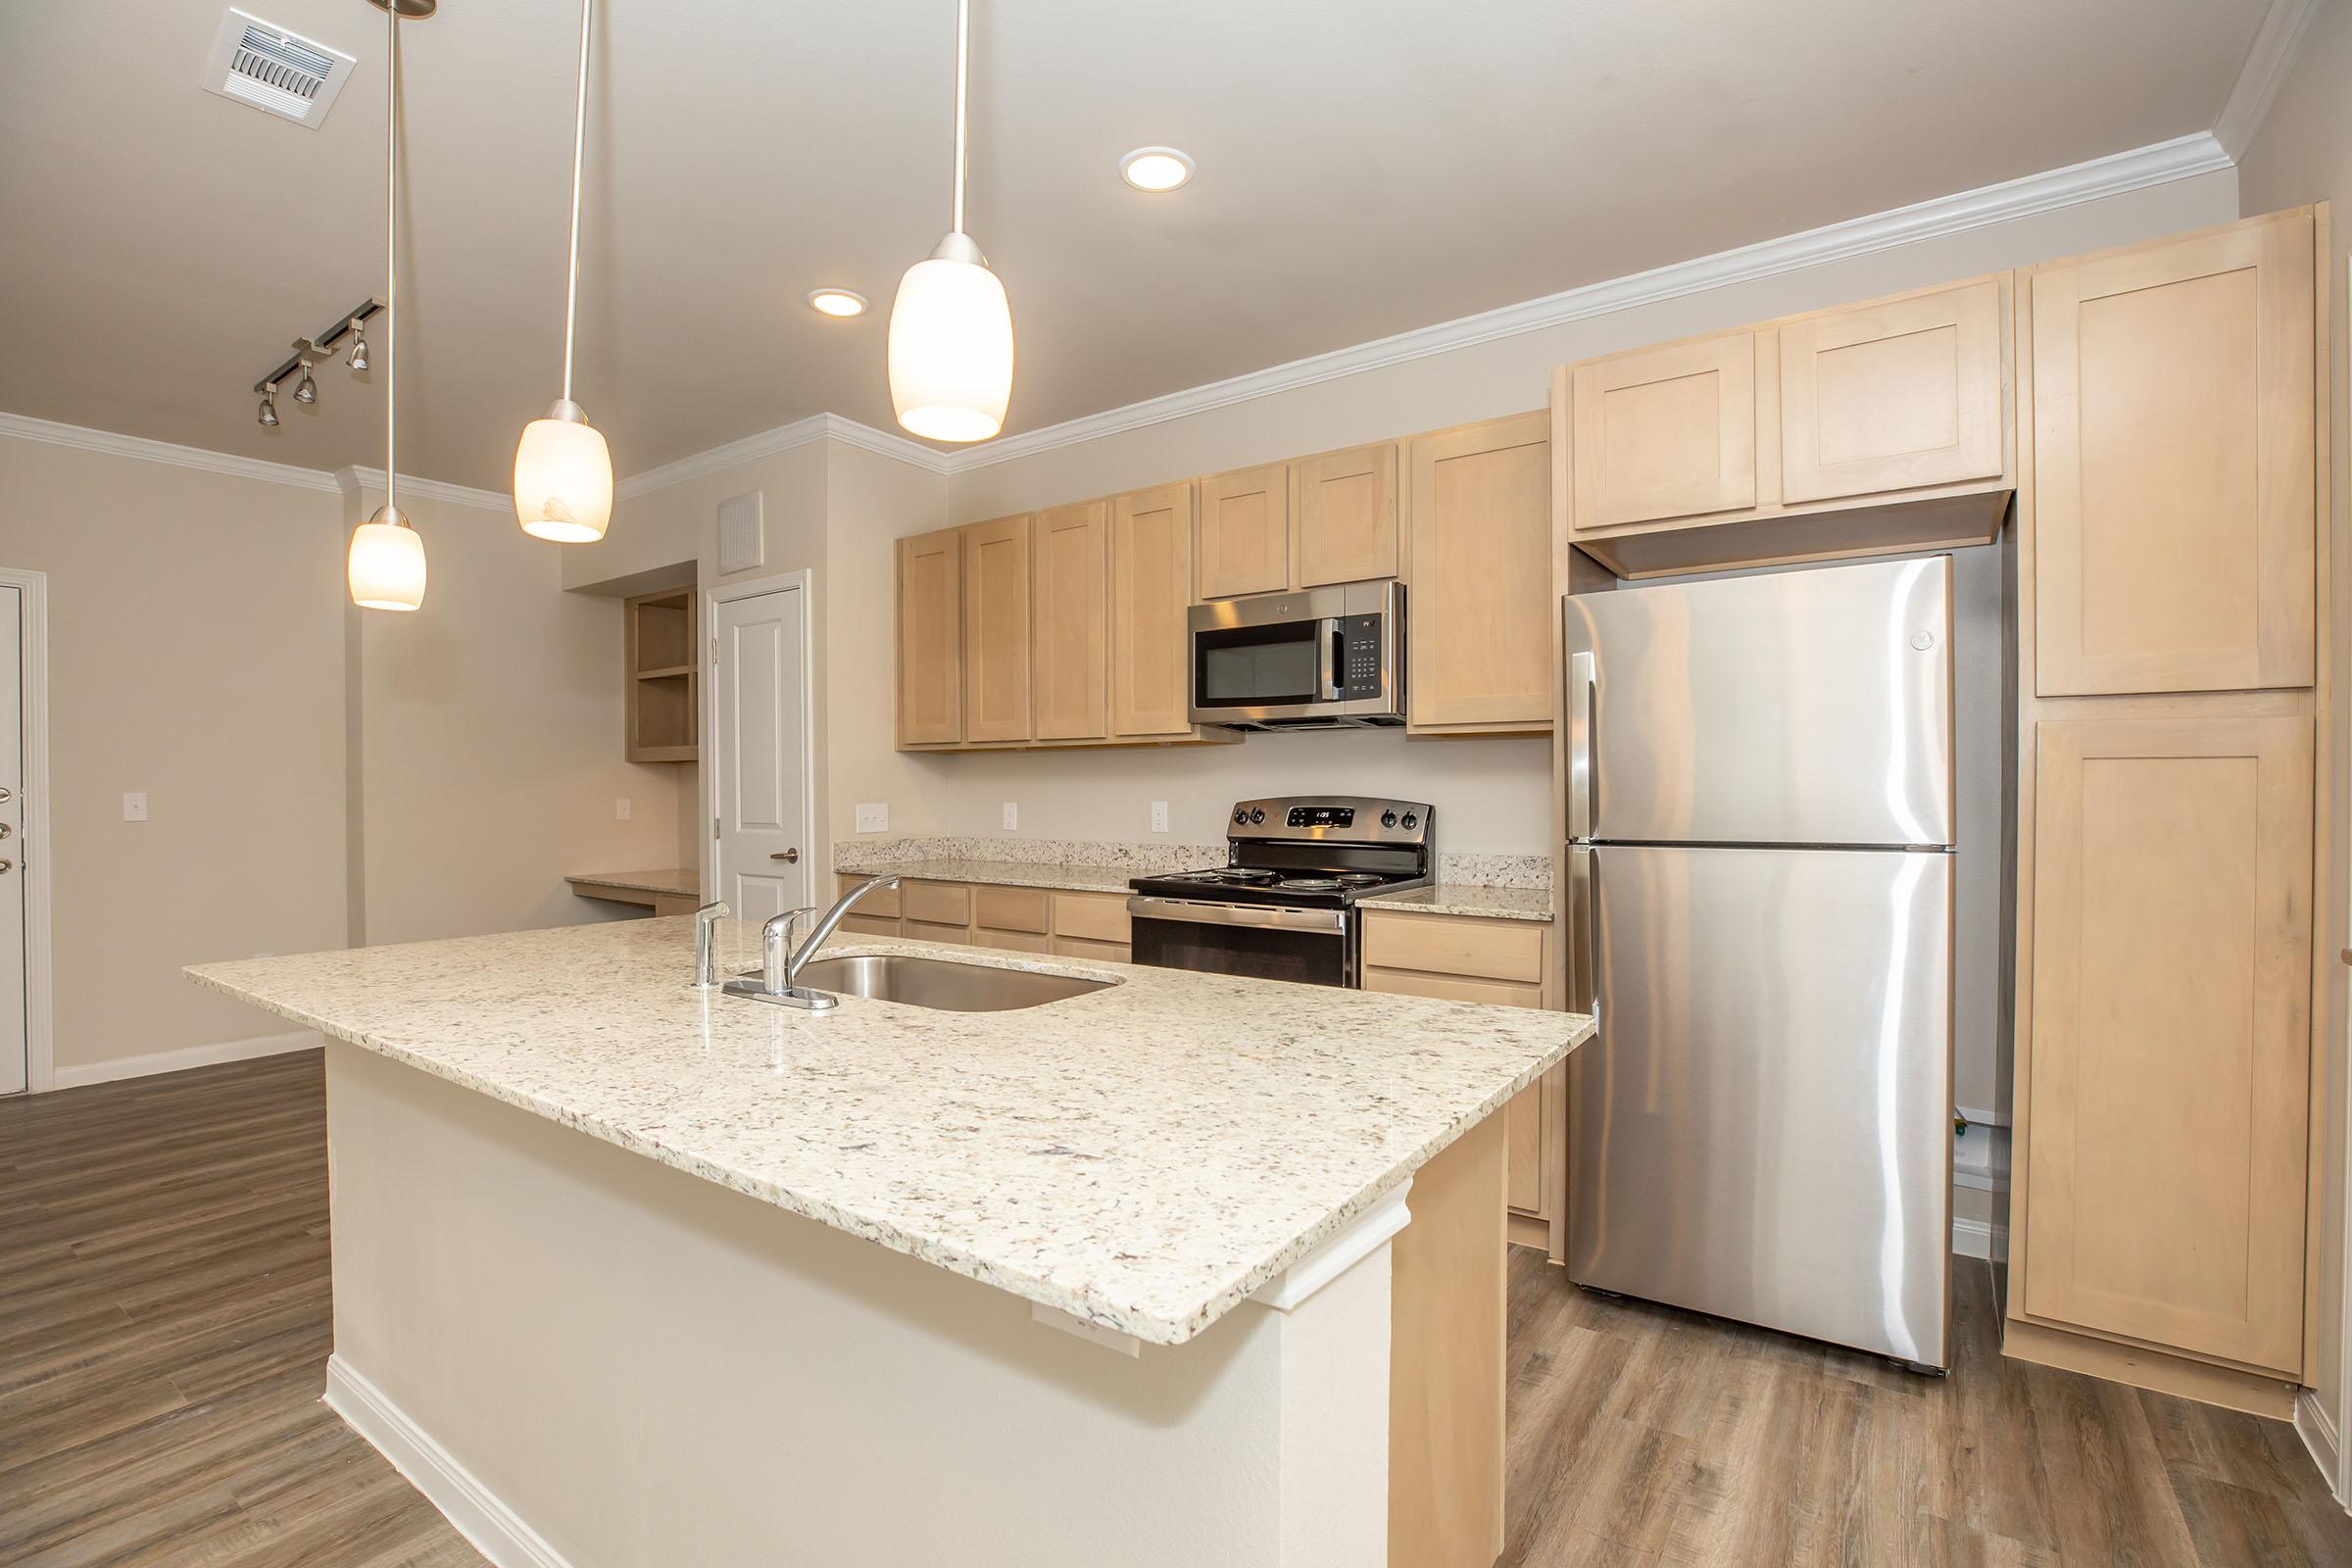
[
  {"left": 347, "top": 0, "right": 432, "bottom": 612},
  {"left": 887, "top": 0, "right": 1013, "bottom": 443},
  {"left": 512, "top": 0, "right": 613, "bottom": 543}
]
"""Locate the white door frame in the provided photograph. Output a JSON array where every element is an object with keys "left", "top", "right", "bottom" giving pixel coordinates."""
[
  {"left": 702, "top": 569, "right": 817, "bottom": 912},
  {"left": 0, "top": 566, "right": 55, "bottom": 1095}
]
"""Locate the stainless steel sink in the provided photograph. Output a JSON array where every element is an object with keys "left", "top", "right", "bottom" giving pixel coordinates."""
[{"left": 750, "top": 954, "right": 1116, "bottom": 1011}]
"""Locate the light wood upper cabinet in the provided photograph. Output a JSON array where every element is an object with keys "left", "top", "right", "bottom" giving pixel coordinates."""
[
  {"left": 2024, "top": 713, "right": 2311, "bottom": 1373},
  {"left": 1294, "top": 442, "right": 1399, "bottom": 585},
  {"left": 1781, "top": 277, "right": 2006, "bottom": 504},
  {"left": 1196, "top": 464, "right": 1292, "bottom": 600},
  {"left": 1032, "top": 501, "right": 1109, "bottom": 741},
  {"left": 961, "top": 514, "right": 1033, "bottom": 743},
  {"left": 1406, "top": 413, "right": 1553, "bottom": 732},
  {"left": 894, "top": 526, "right": 962, "bottom": 746},
  {"left": 2031, "top": 214, "right": 2316, "bottom": 697},
  {"left": 1571, "top": 332, "right": 1759, "bottom": 530},
  {"left": 1110, "top": 481, "right": 1198, "bottom": 738}
]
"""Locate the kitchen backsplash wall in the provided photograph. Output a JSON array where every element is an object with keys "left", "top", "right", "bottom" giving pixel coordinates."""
[{"left": 834, "top": 835, "right": 1553, "bottom": 889}]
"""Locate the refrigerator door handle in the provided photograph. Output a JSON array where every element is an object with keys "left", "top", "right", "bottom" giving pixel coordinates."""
[
  {"left": 1568, "top": 650, "right": 1595, "bottom": 843},
  {"left": 1567, "top": 845, "right": 1599, "bottom": 1021}
]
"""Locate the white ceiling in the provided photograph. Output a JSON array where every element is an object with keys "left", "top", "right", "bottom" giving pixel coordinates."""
[{"left": 0, "top": 0, "right": 2278, "bottom": 492}]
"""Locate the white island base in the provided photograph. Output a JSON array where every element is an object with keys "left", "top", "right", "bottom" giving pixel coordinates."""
[{"left": 320, "top": 1043, "right": 1507, "bottom": 1568}]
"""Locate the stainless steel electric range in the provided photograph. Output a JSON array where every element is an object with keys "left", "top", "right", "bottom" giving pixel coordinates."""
[{"left": 1125, "top": 796, "right": 1435, "bottom": 988}]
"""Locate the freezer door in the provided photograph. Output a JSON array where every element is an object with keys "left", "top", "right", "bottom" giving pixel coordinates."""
[
  {"left": 1563, "top": 555, "right": 1953, "bottom": 847},
  {"left": 1567, "top": 843, "right": 1953, "bottom": 1367}
]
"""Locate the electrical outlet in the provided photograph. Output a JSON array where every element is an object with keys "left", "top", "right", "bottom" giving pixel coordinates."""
[
  {"left": 856, "top": 803, "right": 889, "bottom": 834},
  {"left": 1002, "top": 802, "right": 1018, "bottom": 831},
  {"left": 122, "top": 792, "right": 148, "bottom": 822},
  {"left": 614, "top": 797, "right": 632, "bottom": 821},
  {"left": 1151, "top": 801, "right": 1169, "bottom": 833}
]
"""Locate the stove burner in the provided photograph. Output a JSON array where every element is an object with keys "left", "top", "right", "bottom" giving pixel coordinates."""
[
  {"left": 1334, "top": 871, "right": 1386, "bottom": 887},
  {"left": 1276, "top": 876, "right": 1344, "bottom": 892},
  {"left": 1175, "top": 867, "right": 1276, "bottom": 885}
]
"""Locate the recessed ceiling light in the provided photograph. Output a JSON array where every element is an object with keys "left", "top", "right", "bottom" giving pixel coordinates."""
[
  {"left": 808, "top": 288, "right": 868, "bottom": 318},
  {"left": 1119, "top": 146, "right": 1195, "bottom": 193}
]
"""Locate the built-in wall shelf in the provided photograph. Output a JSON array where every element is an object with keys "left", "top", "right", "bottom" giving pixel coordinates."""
[{"left": 626, "top": 587, "right": 698, "bottom": 763}]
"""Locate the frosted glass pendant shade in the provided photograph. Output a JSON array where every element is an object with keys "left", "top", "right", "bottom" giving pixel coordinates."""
[
  {"left": 349, "top": 507, "right": 427, "bottom": 612},
  {"left": 888, "top": 235, "right": 1013, "bottom": 443},
  {"left": 514, "top": 400, "right": 613, "bottom": 543}
]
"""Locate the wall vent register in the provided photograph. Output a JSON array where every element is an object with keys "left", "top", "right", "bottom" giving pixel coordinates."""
[{"left": 202, "top": 8, "right": 358, "bottom": 128}]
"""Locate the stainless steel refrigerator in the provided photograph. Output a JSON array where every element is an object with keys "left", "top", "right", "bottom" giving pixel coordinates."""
[{"left": 1563, "top": 554, "right": 1955, "bottom": 1370}]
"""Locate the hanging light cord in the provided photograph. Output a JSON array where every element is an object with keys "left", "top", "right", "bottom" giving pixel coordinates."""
[
  {"left": 383, "top": 1, "right": 398, "bottom": 515},
  {"left": 951, "top": 0, "right": 968, "bottom": 236},
  {"left": 562, "top": 0, "right": 593, "bottom": 402}
]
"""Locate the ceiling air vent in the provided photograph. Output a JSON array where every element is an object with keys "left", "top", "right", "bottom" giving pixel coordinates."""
[{"left": 201, "top": 8, "right": 357, "bottom": 128}]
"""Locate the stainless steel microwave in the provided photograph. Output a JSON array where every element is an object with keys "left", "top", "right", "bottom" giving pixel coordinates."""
[{"left": 1188, "top": 580, "right": 1405, "bottom": 729}]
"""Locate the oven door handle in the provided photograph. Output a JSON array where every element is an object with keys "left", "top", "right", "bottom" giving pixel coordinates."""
[{"left": 1125, "top": 897, "right": 1348, "bottom": 935}]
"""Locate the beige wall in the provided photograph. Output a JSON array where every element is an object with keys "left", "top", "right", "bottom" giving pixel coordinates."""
[
  {"left": 2238, "top": 0, "right": 2352, "bottom": 1445},
  {"left": 347, "top": 483, "right": 688, "bottom": 947},
  {"left": 0, "top": 436, "right": 348, "bottom": 1073}
]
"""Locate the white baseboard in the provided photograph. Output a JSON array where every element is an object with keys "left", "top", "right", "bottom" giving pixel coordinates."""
[
  {"left": 2296, "top": 1388, "right": 2348, "bottom": 1513},
  {"left": 324, "top": 1355, "right": 574, "bottom": 1568},
  {"left": 1951, "top": 1216, "right": 2002, "bottom": 1261},
  {"left": 48, "top": 1028, "right": 322, "bottom": 1090}
]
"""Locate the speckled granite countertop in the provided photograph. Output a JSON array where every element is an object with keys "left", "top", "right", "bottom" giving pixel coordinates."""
[
  {"left": 1362, "top": 884, "right": 1555, "bottom": 922},
  {"left": 566, "top": 868, "right": 700, "bottom": 898},
  {"left": 187, "top": 920, "right": 1591, "bottom": 1347},
  {"left": 836, "top": 856, "right": 1141, "bottom": 896}
]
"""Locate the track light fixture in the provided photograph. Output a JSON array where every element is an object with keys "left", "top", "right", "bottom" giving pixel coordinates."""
[{"left": 245, "top": 296, "right": 383, "bottom": 423}]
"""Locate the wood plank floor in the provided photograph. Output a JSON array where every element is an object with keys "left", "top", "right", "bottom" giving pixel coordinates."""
[{"left": 5, "top": 1053, "right": 2347, "bottom": 1566}]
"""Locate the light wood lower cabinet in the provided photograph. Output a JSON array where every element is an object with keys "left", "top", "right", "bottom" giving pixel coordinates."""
[
  {"left": 2023, "top": 712, "right": 2312, "bottom": 1374},
  {"left": 833, "top": 877, "right": 1134, "bottom": 962},
  {"left": 1361, "top": 908, "right": 1564, "bottom": 1258},
  {"left": 1406, "top": 414, "right": 1554, "bottom": 734}
]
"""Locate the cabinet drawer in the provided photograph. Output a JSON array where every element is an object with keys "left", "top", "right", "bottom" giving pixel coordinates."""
[
  {"left": 976, "top": 928, "right": 1054, "bottom": 955},
  {"left": 901, "top": 881, "right": 971, "bottom": 927},
  {"left": 1052, "top": 891, "right": 1132, "bottom": 943},
  {"left": 1362, "top": 966, "right": 1543, "bottom": 1007},
  {"left": 974, "top": 885, "right": 1052, "bottom": 935},
  {"left": 904, "top": 919, "right": 971, "bottom": 946},
  {"left": 836, "top": 914, "right": 901, "bottom": 940},
  {"left": 1053, "top": 936, "right": 1131, "bottom": 964},
  {"left": 1362, "top": 911, "right": 1545, "bottom": 985},
  {"left": 837, "top": 873, "right": 902, "bottom": 918}
]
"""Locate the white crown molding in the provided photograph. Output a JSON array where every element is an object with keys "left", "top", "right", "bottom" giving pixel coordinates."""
[
  {"left": 940, "top": 130, "right": 2232, "bottom": 472},
  {"left": 336, "top": 465, "right": 511, "bottom": 512},
  {"left": 0, "top": 411, "right": 340, "bottom": 492},
  {"left": 616, "top": 412, "right": 952, "bottom": 502},
  {"left": 2214, "top": 0, "right": 2325, "bottom": 162}
]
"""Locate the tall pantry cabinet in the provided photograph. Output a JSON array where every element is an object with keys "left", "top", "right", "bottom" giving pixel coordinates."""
[{"left": 2006, "top": 206, "right": 2328, "bottom": 1413}]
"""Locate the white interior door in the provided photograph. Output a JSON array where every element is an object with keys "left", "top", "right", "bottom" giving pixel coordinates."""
[
  {"left": 1, "top": 586, "right": 25, "bottom": 1096},
  {"left": 712, "top": 583, "right": 811, "bottom": 928}
]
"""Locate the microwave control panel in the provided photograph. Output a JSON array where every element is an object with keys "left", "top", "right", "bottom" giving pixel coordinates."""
[{"left": 1338, "top": 614, "right": 1385, "bottom": 698}]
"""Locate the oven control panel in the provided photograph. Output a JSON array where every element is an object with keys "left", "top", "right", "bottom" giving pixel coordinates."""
[
  {"left": 1226, "top": 796, "right": 1434, "bottom": 846},
  {"left": 1287, "top": 805, "right": 1355, "bottom": 829}
]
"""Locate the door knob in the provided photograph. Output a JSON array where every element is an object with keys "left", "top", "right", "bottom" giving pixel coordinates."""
[
  {"left": 771, "top": 848, "right": 801, "bottom": 863},
  {"left": 0, "top": 859, "right": 13, "bottom": 875},
  {"left": 0, "top": 823, "right": 11, "bottom": 840},
  {"left": 0, "top": 787, "right": 11, "bottom": 803}
]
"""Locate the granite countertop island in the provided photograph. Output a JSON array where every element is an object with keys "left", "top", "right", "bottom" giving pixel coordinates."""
[{"left": 188, "top": 916, "right": 1589, "bottom": 1346}]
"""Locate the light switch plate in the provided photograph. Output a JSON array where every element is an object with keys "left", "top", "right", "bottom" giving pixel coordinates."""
[
  {"left": 614, "top": 797, "right": 632, "bottom": 821},
  {"left": 1151, "top": 801, "right": 1169, "bottom": 834},
  {"left": 856, "top": 803, "right": 889, "bottom": 834},
  {"left": 1002, "top": 802, "right": 1018, "bottom": 831},
  {"left": 122, "top": 792, "right": 148, "bottom": 822}
]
